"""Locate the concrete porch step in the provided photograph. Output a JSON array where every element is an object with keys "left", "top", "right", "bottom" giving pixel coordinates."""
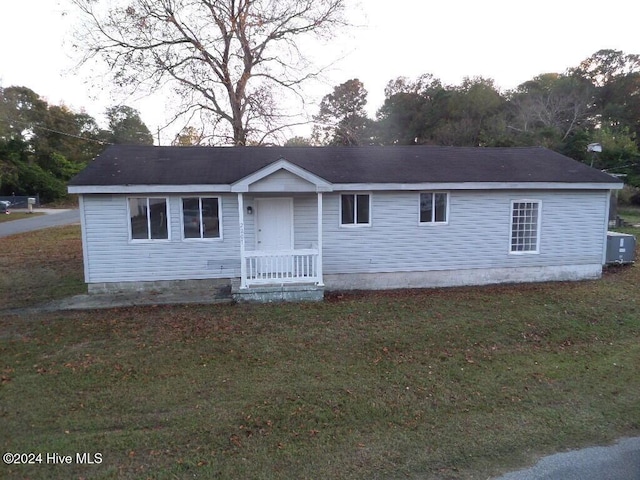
[{"left": 231, "top": 279, "right": 324, "bottom": 302}]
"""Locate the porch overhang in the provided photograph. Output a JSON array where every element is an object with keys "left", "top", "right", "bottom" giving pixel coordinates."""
[
  {"left": 231, "top": 159, "right": 333, "bottom": 193},
  {"left": 236, "top": 187, "right": 324, "bottom": 290}
]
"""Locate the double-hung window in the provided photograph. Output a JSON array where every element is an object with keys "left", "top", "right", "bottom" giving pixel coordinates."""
[
  {"left": 510, "top": 200, "right": 541, "bottom": 253},
  {"left": 420, "top": 192, "right": 448, "bottom": 224},
  {"left": 128, "top": 197, "right": 169, "bottom": 240},
  {"left": 182, "top": 197, "right": 221, "bottom": 239},
  {"left": 341, "top": 194, "right": 370, "bottom": 226}
]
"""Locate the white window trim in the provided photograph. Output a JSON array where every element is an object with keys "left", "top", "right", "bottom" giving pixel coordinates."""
[
  {"left": 339, "top": 192, "right": 372, "bottom": 228},
  {"left": 127, "top": 197, "right": 171, "bottom": 242},
  {"left": 509, "top": 199, "right": 541, "bottom": 255},
  {"left": 418, "top": 191, "right": 449, "bottom": 226},
  {"left": 180, "top": 196, "right": 223, "bottom": 241}
]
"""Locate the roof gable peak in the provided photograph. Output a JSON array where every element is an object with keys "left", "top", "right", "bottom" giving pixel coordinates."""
[{"left": 231, "top": 158, "right": 333, "bottom": 192}]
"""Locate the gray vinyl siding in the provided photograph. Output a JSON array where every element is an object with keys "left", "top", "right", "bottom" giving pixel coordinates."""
[
  {"left": 293, "top": 195, "right": 318, "bottom": 249},
  {"left": 242, "top": 196, "right": 256, "bottom": 250},
  {"left": 81, "top": 194, "right": 241, "bottom": 283},
  {"left": 249, "top": 170, "right": 316, "bottom": 192},
  {"left": 80, "top": 189, "right": 608, "bottom": 284},
  {"left": 321, "top": 190, "right": 608, "bottom": 274},
  {"left": 81, "top": 193, "right": 320, "bottom": 283}
]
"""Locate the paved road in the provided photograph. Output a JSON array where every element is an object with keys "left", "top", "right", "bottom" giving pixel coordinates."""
[
  {"left": 493, "top": 437, "right": 640, "bottom": 480},
  {"left": 0, "top": 209, "right": 80, "bottom": 238}
]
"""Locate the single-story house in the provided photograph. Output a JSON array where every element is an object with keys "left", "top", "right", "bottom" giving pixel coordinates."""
[{"left": 67, "top": 145, "right": 623, "bottom": 301}]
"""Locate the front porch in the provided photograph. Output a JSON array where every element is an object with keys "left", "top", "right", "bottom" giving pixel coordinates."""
[
  {"left": 244, "top": 249, "right": 321, "bottom": 286},
  {"left": 233, "top": 248, "right": 324, "bottom": 302},
  {"left": 231, "top": 160, "right": 331, "bottom": 301}
]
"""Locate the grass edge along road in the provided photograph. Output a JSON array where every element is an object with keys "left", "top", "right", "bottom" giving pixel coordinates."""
[
  {"left": 0, "top": 223, "right": 639, "bottom": 479},
  {"left": 0, "top": 212, "right": 45, "bottom": 223}
]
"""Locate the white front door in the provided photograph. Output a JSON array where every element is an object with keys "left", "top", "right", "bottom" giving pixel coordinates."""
[{"left": 256, "top": 198, "right": 293, "bottom": 251}]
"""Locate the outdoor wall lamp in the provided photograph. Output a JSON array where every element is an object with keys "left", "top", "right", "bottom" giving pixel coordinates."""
[{"left": 247, "top": 206, "right": 253, "bottom": 215}]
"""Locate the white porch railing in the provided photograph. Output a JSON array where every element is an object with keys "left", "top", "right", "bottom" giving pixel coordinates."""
[{"left": 243, "top": 249, "right": 320, "bottom": 286}]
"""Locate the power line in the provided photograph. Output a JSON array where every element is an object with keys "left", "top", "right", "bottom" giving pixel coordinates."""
[
  {"left": 603, "top": 162, "right": 640, "bottom": 172},
  {"left": 0, "top": 117, "right": 112, "bottom": 145}
]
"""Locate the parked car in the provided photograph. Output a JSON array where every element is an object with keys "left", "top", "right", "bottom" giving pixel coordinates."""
[{"left": 0, "top": 201, "right": 10, "bottom": 214}]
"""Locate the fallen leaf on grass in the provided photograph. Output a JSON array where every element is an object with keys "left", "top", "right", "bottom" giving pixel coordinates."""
[{"left": 229, "top": 434, "right": 242, "bottom": 448}]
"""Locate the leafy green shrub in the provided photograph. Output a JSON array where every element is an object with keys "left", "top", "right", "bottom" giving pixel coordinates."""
[
  {"left": 40, "top": 152, "right": 86, "bottom": 181},
  {"left": 12, "top": 162, "right": 67, "bottom": 203}
]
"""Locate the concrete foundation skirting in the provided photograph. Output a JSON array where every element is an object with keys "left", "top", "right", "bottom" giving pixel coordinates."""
[
  {"left": 323, "top": 264, "right": 603, "bottom": 291},
  {"left": 232, "top": 283, "right": 324, "bottom": 303},
  {"left": 88, "top": 278, "right": 231, "bottom": 295},
  {"left": 86, "top": 264, "right": 602, "bottom": 303}
]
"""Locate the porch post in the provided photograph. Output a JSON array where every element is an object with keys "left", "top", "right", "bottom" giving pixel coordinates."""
[
  {"left": 316, "top": 192, "right": 324, "bottom": 286},
  {"left": 238, "top": 193, "right": 247, "bottom": 289}
]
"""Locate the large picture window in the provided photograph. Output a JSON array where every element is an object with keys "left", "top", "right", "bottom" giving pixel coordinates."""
[
  {"left": 341, "top": 194, "right": 370, "bottom": 226},
  {"left": 128, "top": 197, "right": 169, "bottom": 240},
  {"left": 182, "top": 197, "right": 221, "bottom": 239},
  {"left": 420, "top": 192, "right": 448, "bottom": 224},
  {"left": 510, "top": 200, "right": 541, "bottom": 253}
]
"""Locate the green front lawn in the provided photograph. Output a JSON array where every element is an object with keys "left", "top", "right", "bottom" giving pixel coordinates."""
[
  {"left": 618, "top": 206, "right": 640, "bottom": 226},
  {"left": 0, "top": 225, "right": 85, "bottom": 309},
  {"left": 1, "top": 225, "right": 639, "bottom": 479}
]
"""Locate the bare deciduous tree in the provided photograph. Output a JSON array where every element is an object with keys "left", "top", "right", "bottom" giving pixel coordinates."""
[
  {"left": 71, "top": 0, "right": 347, "bottom": 145},
  {"left": 509, "top": 73, "right": 594, "bottom": 142}
]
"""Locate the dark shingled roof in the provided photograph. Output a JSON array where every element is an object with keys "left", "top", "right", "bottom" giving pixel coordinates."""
[{"left": 68, "top": 145, "right": 621, "bottom": 187}]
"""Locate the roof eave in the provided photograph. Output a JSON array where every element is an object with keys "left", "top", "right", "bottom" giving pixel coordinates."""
[
  {"left": 68, "top": 184, "right": 233, "bottom": 194},
  {"left": 68, "top": 181, "right": 622, "bottom": 195},
  {"left": 331, "top": 181, "right": 624, "bottom": 191}
]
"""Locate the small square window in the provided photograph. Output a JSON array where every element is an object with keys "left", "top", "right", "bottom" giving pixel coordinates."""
[
  {"left": 341, "top": 194, "right": 370, "bottom": 226},
  {"left": 420, "top": 192, "right": 448, "bottom": 224},
  {"left": 128, "top": 197, "right": 169, "bottom": 240},
  {"left": 182, "top": 197, "right": 221, "bottom": 239}
]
